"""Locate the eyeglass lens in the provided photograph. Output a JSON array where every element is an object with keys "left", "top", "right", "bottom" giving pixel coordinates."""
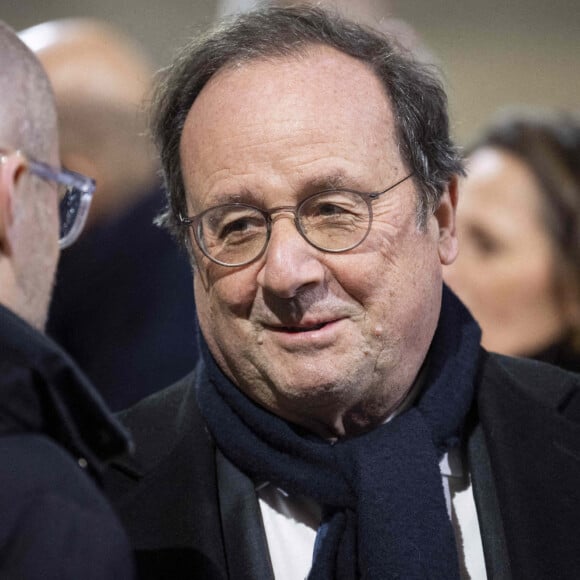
[
  {"left": 58, "top": 187, "right": 83, "bottom": 240},
  {"left": 200, "top": 190, "right": 370, "bottom": 265}
]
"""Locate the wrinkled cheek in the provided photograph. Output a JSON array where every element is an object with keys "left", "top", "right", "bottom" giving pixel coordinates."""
[{"left": 194, "top": 270, "right": 256, "bottom": 331}]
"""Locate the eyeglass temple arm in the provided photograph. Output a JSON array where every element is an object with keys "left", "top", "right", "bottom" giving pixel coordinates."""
[{"left": 368, "top": 172, "right": 415, "bottom": 200}]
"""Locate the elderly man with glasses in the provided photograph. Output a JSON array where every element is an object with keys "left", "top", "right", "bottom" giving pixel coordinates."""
[
  {"left": 104, "top": 6, "right": 580, "bottom": 580},
  {"left": 0, "top": 20, "right": 134, "bottom": 579}
]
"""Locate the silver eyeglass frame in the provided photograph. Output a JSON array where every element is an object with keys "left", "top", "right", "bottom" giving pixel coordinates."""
[{"left": 178, "top": 172, "right": 415, "bottom": 267}]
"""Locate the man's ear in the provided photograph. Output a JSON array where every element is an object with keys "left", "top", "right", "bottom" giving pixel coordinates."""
[
  {"left": 434, "top": 175, "right": 459, "bottom": 266},
  {"left": 0, "top": 154, "right": 27, "bottom": 257}
]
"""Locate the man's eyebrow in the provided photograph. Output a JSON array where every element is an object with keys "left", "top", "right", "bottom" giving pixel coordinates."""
[
  {"left": 194, "top": 173, "right": 358, "bottom": 210},
  {"left": 200, "top": 187, "right": 260, "bottom": 207},
  {"left": 307, "top": 172, "right": 353, "bottom": 191}
]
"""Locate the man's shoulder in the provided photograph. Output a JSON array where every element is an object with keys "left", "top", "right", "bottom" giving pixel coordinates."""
[
  {"left": 0, "top": 433, "right": 96, "bottom": 492},
  {"left": 479, "top": 351, "right": 580, "bottom": 422},
  {"left": 119, "top": 372, "right": 197, "bottom": 431},
  {"left": 0, "top": 433, "right": 135, "bottom": 578},
  {"left": 472, "top": 353, "right": 580, "bottom": 578},
  {"left": 102, "top": 370, "right": 227, "bottom": 577},
  {"left": 110, "top": 369, "right": 211, "bottom": 477},
  {"left": 0, "top": 433, "right": 124, "bottom": 531}
]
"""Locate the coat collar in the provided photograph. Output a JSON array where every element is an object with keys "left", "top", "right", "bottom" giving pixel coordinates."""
[{"left": 0, "top": 303, "right": 132, "bottom": 476}]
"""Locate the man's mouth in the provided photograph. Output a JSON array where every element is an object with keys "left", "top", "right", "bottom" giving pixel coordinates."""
[
  {"left": 279, "top": 322, "right": 327, "bottom": 333},
  {"left": 265, "top": 319, "right": 339, "bottom": 334}
]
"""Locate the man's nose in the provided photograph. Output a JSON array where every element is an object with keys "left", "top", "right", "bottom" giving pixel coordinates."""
[{"left": 256, "top": 214, "right": 325, "bottom": 298}]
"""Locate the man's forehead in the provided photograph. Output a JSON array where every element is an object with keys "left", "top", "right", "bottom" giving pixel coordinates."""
[
  {"left": 184, "top": 45, "right": 392, "bottom": 129},
  {"left": 178, "top": 45, "right": 400, "bottom": 209}
]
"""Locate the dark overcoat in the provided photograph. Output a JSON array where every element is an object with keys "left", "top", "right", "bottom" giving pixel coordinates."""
[
  {"left": 0, "top": 304, "right": 135, "bottom": 579},
  {"left": 105, "top": 352, "right": 580, "bottom": 580}
]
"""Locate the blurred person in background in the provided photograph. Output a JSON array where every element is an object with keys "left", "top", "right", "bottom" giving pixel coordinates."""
[
  {"left": 0, "top": 20, "right": 134, "bottom": 578},
  {"left": 20, "top": 19, "right": 199, "bottom": 410},
  {"left": 445, "top": 110, "right": 580, "bottom": 373}
]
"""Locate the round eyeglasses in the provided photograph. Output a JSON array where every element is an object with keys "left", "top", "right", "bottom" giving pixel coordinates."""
[
  {"left": 179, "top": 172, "right": 414, "bottom": 267},
  {"left": 1, "top": 149, "right": 96, "bottom": 249}
]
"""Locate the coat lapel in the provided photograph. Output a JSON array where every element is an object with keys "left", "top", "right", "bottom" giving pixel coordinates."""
[
  {"left": 467, "top": 422, "right": 512, "bottom": 580},
  {"left": 475, "top": 353, "right": 580, "bottom": 580},
  {"left": 106, "top": 376, "right": 273, "bottom": 580},
  {"left": 111, "top": 431, "right": 229, "bottom": 579},
  {"left": 216, "top": 449, "right": 274, "bottom": 580},
  {"left": 105, "top": 378, "right": 230, "bottom": 579}
]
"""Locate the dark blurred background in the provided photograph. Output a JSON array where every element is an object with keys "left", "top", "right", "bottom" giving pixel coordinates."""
[{"left": 3, "top": 0, "right": 579, "bottom": 144}]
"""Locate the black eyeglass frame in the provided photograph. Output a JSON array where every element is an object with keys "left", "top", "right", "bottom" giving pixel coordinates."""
[{"left": 179, "top": 172, "right": 415, "bottom": 267}]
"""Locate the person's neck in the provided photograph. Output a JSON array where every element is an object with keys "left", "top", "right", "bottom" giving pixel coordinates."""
[
  {"left": 259, "top": 373, "right": 425, "bottom": 440},
  {"left": 0, "top": 261, "right": 22, "bottom": 324}
]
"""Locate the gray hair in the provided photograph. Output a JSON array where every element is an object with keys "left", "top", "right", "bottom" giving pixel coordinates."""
[{"left": 151, "top": 4, "right": 463, "bottom": 248}]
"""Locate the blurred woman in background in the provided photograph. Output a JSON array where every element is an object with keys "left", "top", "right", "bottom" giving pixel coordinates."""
[{"left": 445, "top": 110, "right": 580, "bottom": 372}]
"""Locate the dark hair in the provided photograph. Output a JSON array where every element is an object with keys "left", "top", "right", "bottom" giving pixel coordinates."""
[
  {"left": 469, "top": 109, "right": 580, "bottom": 344},
  {"left": 151, "top": 4, "right": 463, "bottom": 247}
]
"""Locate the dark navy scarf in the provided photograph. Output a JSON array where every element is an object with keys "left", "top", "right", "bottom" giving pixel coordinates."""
[{"left": 196, "top": 286, "right": 482, "bottom": 579}]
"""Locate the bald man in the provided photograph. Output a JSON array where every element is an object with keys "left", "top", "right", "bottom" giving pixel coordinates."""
[
  {"left": 21, "top": 19, "right": 198, "bottom": 410},
  {"left": 0, "top": 20, "right": 134, "bottom": 578}
]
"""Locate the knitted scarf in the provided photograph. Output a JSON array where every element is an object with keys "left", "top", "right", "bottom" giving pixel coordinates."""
[{"left": 196, "top": 286, "right": 482, "bottom": 579}]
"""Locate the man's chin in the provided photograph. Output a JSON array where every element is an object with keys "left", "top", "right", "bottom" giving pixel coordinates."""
[{"left": 266, "top": 373, "right": 359, "bottom": 410}]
